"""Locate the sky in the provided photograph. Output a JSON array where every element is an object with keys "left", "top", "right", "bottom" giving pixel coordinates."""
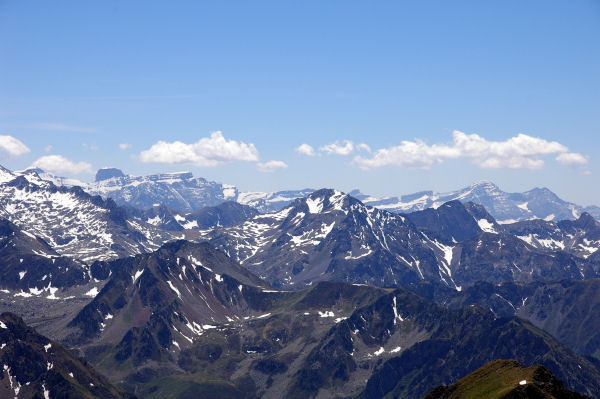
[{"left": 0, "top": 1, "right": 599, "bottom": 205}]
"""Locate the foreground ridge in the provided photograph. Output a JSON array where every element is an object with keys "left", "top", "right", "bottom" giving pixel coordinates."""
[{"left": 423, "top": 359, "right": 589, "bottom": 399}]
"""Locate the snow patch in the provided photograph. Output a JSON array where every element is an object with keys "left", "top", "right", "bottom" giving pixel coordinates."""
[
  {"left": 318, "top": 310, "right": 335, "bottom": 318},
  {"left": 477, "top": 219, "right": 497, "bottom": 233},
  {"left": 306, "top": 196, "right": 324, "bottom": 213},
  {"left": 132, "top": 269, "right": 144, "bottom": 284},
  {"left": 166, "top": 280, "right": 181, "bottom": 299}
]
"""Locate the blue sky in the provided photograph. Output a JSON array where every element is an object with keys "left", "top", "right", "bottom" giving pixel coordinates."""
[{"left": 0, "top": 1, "right": 598, "bottom": 204}]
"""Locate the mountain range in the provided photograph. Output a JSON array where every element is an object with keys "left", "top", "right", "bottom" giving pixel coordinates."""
[
  {"left": 50, "top": 241, "right": 600, "bottom": 398},
  {"left": 2, "top": 163, "right": 600, "bottom": 398},
  {"left": 352, "top": 181, "right": 600, "bottom": 223},
  {"left": 17, "top": 166, "right": 600, "bottom": 222},
  {"left": 206, "top": 189, "right": 600, "bottom": 290}
]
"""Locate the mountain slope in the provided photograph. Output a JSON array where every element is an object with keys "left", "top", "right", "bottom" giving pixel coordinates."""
[
  {"left": 402, "top": 200, "right": 498, "bottom": 243},
  {"left": 136, "top": 281, "right": 387, "bottom": 398},
  {"left": 503, "top": 213, "right": 600, "bottom": 258},
  {"left": 65, "top": 241, "right": 281, "bottom": 385},
  {"left": 0, "top": 312, "right": 133, "bottom": 399},
  {"left": 208, "top": 189, "right": 453, "bottom": 290},
  {"left": 354, "top": 298, "right": 600, "bottom": 399},
  {"left": 115, "top": 284, "right": 600, "bottom": 399},
  {"left": 66, "top": 242, "right": 388, "bottom": 391},
  {"left": 126, "top": 201, "right": 259, "bottom": 231},
  {"left": 0, "top": 167, "right": 177, "bottom": 262},
  {"left": 423, "top": 359, "right": 588, "bottom": 399},
  {"left": 405, "top": 278, "right": 600, "bottom": 364},
  {"left": 0, "top": 218, "right": 89, "bottom": 293}
]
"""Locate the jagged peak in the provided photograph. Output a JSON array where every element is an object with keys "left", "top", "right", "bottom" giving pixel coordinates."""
[{"left": 300, "top": 188, "right": 354, "bottom": 214}]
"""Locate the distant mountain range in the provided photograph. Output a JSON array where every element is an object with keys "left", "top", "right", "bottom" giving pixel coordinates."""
[
  {"left": 352, "top": 180, "right": 600, "bottom": 223},
  {"left": 17, "top": 166, "right": 600, "bottom": 222}
]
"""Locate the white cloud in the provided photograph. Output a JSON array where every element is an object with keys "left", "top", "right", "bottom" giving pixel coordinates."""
[
  {"left": 353, "top": 131, "right": 582, "bottom": 170},
  {"left": 256, "top": 160, "right": 288, "bottom": 173},
  {"left": 0, "top": 135, "right": 30, "bottom": 157},
  {"left": 353, "top": 139, "right": 441, "bottom": 169},
  {"left": 30, "top": 155, "right": 93, "bottom": 175},
  {"left": 356, "top": 143, "right": 371, "bottom": 153},
  {"left": 320, "top": 140, "right": 354, "bottom": 156},
  {"left": 555, "top": 152, "right": 588, "bottom": 166},
  {"left": 119, "top": 143, "right": 132, "bottom": 150},
  {"left": 295, "top": 143, "right": 316, "bottom": 156},
  {"left": 44, "top": 145, "right": 52, "bottom": 152},
  {"left": 139, "top": 131, "right": 259, "bottom": 166}
]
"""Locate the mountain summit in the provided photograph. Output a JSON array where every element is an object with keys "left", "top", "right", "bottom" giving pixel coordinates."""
[{"left": 95, "top": 167, "right": 125, "bottom": 182}]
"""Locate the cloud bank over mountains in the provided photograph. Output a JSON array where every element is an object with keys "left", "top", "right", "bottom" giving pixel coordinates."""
[
  {"left": 0, "top": 130, "right": 589, "bottom": 178},
  {"left": 299, "top": 131, "right": 588, "bottom": 171}
]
